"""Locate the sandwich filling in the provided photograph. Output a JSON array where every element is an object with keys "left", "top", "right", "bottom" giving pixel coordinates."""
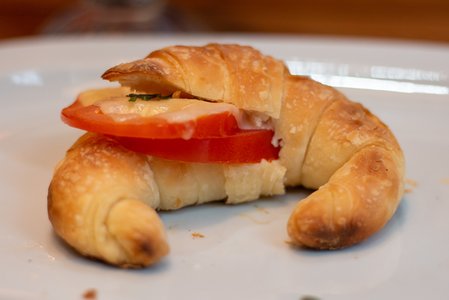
[{"left": 62, "top": 87, "right": 280, "bottom": 163}]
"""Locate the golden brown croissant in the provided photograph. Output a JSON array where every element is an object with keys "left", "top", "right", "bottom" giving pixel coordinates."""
[{"left": 48, "top": 43, "right": 405, "bottom": 267}]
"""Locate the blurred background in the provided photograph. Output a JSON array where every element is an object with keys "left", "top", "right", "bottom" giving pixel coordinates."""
[{"left": 1, "top": 0, "right": 449, "bottom": 43}]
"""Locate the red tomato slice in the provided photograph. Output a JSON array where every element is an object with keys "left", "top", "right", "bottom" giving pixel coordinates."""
[
  {"left": 61, "top": 100, "right": 240, "bottom": 139},
  {"left": 110, "top": 130, "right": 279, "bottom": 163}
]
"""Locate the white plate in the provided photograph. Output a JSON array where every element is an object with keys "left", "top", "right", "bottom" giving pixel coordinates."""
[{"left": 1, "top": 35, "right": 448, "bottom": 300}]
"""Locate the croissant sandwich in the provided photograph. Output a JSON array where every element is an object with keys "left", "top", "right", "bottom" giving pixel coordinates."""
[{"left": 48, "top": 43, "right": 405, "bottom": 268}]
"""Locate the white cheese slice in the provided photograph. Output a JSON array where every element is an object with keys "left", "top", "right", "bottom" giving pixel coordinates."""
[
  {"left": 98, "top": 98, "right": 240, "bottom": 124},
  {"left": 77, "top": 87, "right": 274, "bottom": 132}
]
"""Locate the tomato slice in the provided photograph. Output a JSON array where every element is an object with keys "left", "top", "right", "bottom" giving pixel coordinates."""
[
  {"left": 61, "top": 93, "right": 280, "bottom": 163},
  {"left": 110, "top": 130, "right": 279, "bottom": 163},
  {"left": 61, "top": 100, "right": 240, "bottom": 139}
]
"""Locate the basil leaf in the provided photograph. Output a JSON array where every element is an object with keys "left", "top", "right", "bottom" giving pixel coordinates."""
[{"left": 127, "top": 93, "right": 170, "bottom": 102}]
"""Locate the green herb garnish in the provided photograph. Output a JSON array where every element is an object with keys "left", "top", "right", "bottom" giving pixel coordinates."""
[{"left": 127, "top": 93, "right": 171, "bottom": 102}]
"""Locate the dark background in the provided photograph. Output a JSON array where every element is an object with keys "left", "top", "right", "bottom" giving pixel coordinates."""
[{"left": 1, "top": 0, "right": 449, "bottom": 43}]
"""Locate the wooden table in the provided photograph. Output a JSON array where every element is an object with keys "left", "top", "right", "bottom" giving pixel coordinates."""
[{"left": 1, "top": 0, "right": 449, "bottom": 43}]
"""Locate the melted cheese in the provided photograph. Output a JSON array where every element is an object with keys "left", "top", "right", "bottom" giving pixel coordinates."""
[
  {"left": 78, "top": 87, "right": 131, "bottom": 106},
  {"left": 78, "top": 87, "right": 274, "bottom": 131},
  {"left": 97, "top": 97, "right": 243, "bottom": 128}
]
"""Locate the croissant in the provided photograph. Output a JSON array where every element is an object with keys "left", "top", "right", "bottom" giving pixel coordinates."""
[{"left": 48, "top": 43, "right": 405, "bottom": 267}]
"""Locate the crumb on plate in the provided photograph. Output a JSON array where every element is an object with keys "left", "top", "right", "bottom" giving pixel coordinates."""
[
  {"left": 405, "top": 178, "right": 418, "bottom": 193},
  {"left": 191, "top": 232, "right": 205, "bottom": 239},
  {"left": 440, "top": 178, "right": 449, "bottom": 185},
  {"left": 83, "top": 289, "right": 97, "bottom": 300}
]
